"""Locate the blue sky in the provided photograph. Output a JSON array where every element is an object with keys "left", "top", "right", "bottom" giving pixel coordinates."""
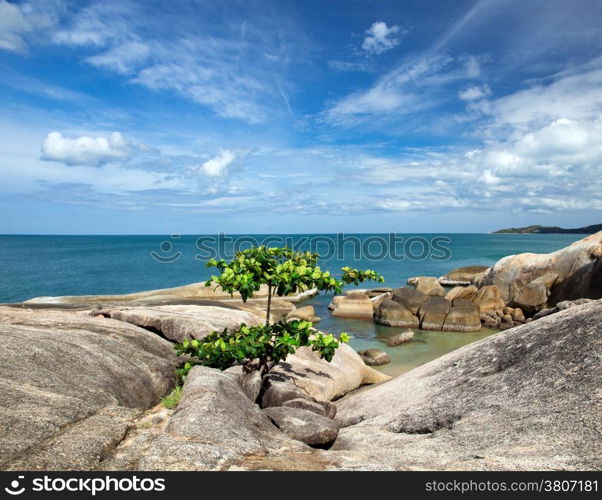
[{"left": 1, "top": 0, "right": 602, "bottom": 234}]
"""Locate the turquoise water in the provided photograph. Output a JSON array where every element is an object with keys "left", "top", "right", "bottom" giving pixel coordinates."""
[{"left": 0, "top": 233, "right": 584, "bottom": 375}]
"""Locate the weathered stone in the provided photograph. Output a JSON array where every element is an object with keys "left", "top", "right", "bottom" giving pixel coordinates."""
[
  {"left": 478, "top": 232, "right": 602, "bottom": 312},
  {"left": 330, "top": 293, "right": 374, "bottom": 320},
  {"left": 446, "top": 285, "right": 479, "bottom": 303},
  {"left": 328, "top": 295, "right": 345, "bottom": 310},
  {"left": 442, "top": 300, "right": 481, "bottom": 332},
  {"left": 95, "top": 305, "right": 261, "bottom": 343},
  {"left": 499, "top": 314, "right": 515, "bottom": 330},
  {"left": 391, "top": 287, "right": 429, "bottom": 314},
  {"left": 480, "top": 313, "right": 499, "bottom": 328},
  {"left": 283, "top": 398, "right": 336, "bottom": 419},
  {"left": 374, "top": 299, "right": 420, "bottom": 328},
  {"left": 0, "top": 307, "right": 177, "bottom": 471},
  {"left": 264, "top": 407, "right": 339, "bottom": 447},
  {"left": 474, "top": 285, "right": 505, "bottom": 314},
  {"left": 104, "top": 366, "right": 304, "bottom": 471},
  {"left": 440, "top": 265, "right": 490, "bottom": 284},
  {"left": 333, "top": 300, "right": 602, "bottom": 471},
  {"left": 241, "top": 370, "right": 263, "bottom": 403},
  {"left": 384, "top": 329, "right": 415, "bottom": 346},
  {"left": 511, "top": 307, "right": 526, "bottom": 323},
  {"left": 410, "top": 276, "right": 445, "bottom": 297},
  {"left": 269, "top": 344, "right": 390, "bottom": 402},
  {"left": 418, "top": 297, "right": 451, "bottom": 330},
  {"left": 369, "top": 292, "right": 391, "bottom": 311},
  {"left": 286, "top": 305, "right": 316, "bottom": 322},
  {"left": 557, "top": 298, "right": 595, "bottom": 310},
  {"left": 358, "top": 349, "right": 391, "bottom": 366},
  {"left": 25, "top": 281, "right": 317, "bottom": 306},
  {"left": 261, "top": 379, "right": 310, "bottom": 408}
]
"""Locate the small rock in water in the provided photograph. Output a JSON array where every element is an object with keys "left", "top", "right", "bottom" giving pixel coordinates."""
[
  {"left": 385, "top": 329, "right": 415, "bottom": 346},
  {"left": 358, "top": 349, "right": 391, "bottom": 366}
]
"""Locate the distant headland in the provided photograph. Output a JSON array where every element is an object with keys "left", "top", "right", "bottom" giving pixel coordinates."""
[{"left": 493, "top": 223, "right": 602, "bottom": 234}]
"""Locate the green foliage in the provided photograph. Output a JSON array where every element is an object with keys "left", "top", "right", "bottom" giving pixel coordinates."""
[
  {"left": 175, "top": 320, "right": 350, "bottom": 378},
  {"left": 173, "top": 245, "right": 383, "bottom": 379},
  {"left": 161, "top": 385, "right": 183, "bottom": 409},
  {"left": 205, "top": 246, "right": 383, "bottom": 302}
]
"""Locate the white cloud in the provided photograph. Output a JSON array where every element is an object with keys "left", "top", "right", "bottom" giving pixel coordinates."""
[
  {"left": 41, "top": 131, "right": 135, "bottom": 166},
  {"left": 473, "top": 62, "right": 602, "bottom": 131},
  {"left": 50, "top": 2, "right": 299, "bottom": 124},
  {"left": 200, "top": 149, "right": 237, "bottom": 177},
  {"left": 86, "top": 40, "right": 151, "bottom": 74},
  {"left": 459, "top": 84, "right": 491, "bottom": 101},
  {"left": 326, "top": 54, "right": 479, "bottom": 123},
  {"left": 0, "top": 0, "right": 61, "bottom": 53},
  {"left": 362, "top": 21, "right": 402, "bottom": 54}
]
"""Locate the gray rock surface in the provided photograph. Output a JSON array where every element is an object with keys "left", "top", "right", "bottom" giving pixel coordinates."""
[
  {"left": 383, "top": 329, "right": 414, "bottom": 346},
  {"left": 374, "top": 299, "right": 420, "bottom": 328},
  {"left": 330, "top": 293, "right": 374, "bottom": 319},
  {"left": 282, "top": 398, "right": 336, "bottom": 419},
  {"left": 478, "top": 231, "right": 602, "bottom": 312},
  {"left": 333, "top": 300, "right": 602, "bottom": 470},
  {"left": 264, "top": 407, "right": 339, "bottom": 447},
  {"left": 410, "top": 276, "right": 446, "bottom": 297},
  {"left": 390, "top": 287, "right": 429, "bottom": 314},
  {"left": 104, "top": 366, "right": 306, "bottom": 470},
  {"left": 358, "top": 349, "right": 391, "bottom": 366},
  {"left": 442, "top": 300, "right": 481, "bottom": 332},
  {"left": 418, "top": 297, "right": 451, "bottom": 330},
  {"left": 95, "top": 304, "right": 260, "bottom": 343},
  {"left": 268, "top": 343, "right": 390, "bottom": 402},
  {"left": 0, "top": 307, "right": 177, "bottom": 471},
  {"left": 440, "top": 265, "right": 490, "bottom": 285}
]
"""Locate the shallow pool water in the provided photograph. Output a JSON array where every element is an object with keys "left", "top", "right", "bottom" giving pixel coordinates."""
[{"left": 306, "top": 292, "right": 497, "bottom": 377}]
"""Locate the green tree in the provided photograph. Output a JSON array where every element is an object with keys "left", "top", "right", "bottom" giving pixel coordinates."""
[{"left": 175, "top": 246, "right": 384, "bottom": 379}]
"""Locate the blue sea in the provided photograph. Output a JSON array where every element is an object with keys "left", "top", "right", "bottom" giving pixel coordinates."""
[{"left": 0, "top": 233, "right": 585, "bottom": 375}]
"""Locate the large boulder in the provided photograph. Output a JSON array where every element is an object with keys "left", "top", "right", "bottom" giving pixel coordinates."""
[
  {"left": 442, "top": 300, "right": 481, "bottom": 332},
  {"left": 478, "top": 231, "right": 602, "bottom": 313},
  {"left": 408, "top": 276, "right": 445, "bottom": 297},
  {"left": 390, "top": 287, "right": 429, "bottom": 314},
  {"left": 439, "top": 266, "right": 490, "bottom": 285},
  {"left": 445, "top": 285, "right": 479, "bottom": 303},
  {"left": 474, "top": 285, "right": 505, "bottom": 314},
  {"left": 418, "top": 297, "right": 451, "bottom": 330},
  {"left": 263, "top": 407, "right": 339, "bottom": 447},
  {"left": 25, "top": 282, "right": 317, "bottom": 306},
  {"left": 95, "top": 305, "right": 261, "bottom": 343},
  {"left": 286, "top": 305, "right": 318, "bottom": 322},
  {"left": 332, "top": 300, "right": 602, "bottom": 470},
  {"left": 268, "top": 343, "right": 390, "bottom": 402},
  {"left": 383, "top": 329, "right": 415, "bottom": 346},
  {"left": 104, "top": 366, "right": 305, "bottom": 470},
  {"left": 330, "top": 293, "right": 374, "bottom": 320},
  {"left": 0, "top": 307, "right": 177, "bottom": 471},
  {"left": 358, "top": 349, "right": 391, "bottom": 366},
  {"left": 374, "top": 299, "right": 420, "bottom": 328}
]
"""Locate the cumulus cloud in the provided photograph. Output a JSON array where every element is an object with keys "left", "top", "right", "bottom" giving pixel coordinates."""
[
  {"left": 41, "top": 131, "right": 135, "bottom": 166},
  {"left": 200, "top": 150, "right": 237, "bottom": 177},
  {"left": 459, "top": 84, "right": 491, "bottom": 101},
  {"left": 362, "top": 21, "right": 402, "bottom": 54}
]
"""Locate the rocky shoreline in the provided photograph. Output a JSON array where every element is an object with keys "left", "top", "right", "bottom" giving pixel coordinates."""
[{"left": 0, "top": 232, "right": 600, "bottom": 470}]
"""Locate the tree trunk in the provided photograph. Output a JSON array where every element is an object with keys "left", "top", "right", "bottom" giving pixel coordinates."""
[{"left": 266, "top": 284, "right": 272, "bottom": 326}]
